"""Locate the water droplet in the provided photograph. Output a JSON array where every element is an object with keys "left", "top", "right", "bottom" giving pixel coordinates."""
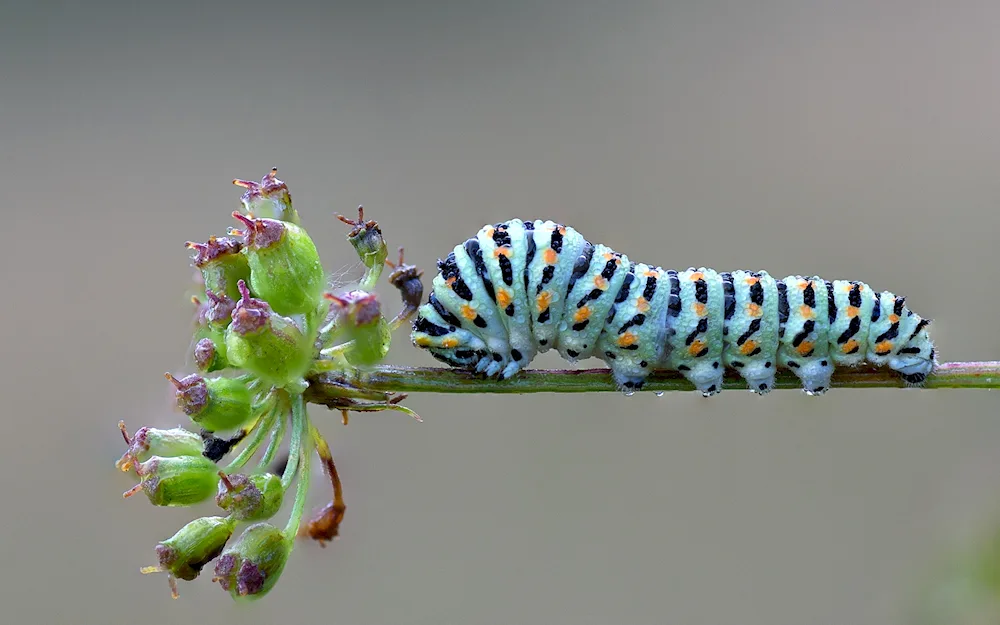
[
  {"left": 622, "top": 389, "right": 635, "bottom": 397},
  {"left": 654, "top": 391, "right": 665, "bottom": 397}
]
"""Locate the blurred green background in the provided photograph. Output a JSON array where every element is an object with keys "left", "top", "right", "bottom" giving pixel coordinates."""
[{"left": 3, "top": 1, "right": 1000, "bottom": 623}]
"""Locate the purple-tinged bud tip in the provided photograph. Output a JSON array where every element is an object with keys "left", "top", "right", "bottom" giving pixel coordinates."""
[
  {"left": 230, "top": 212, "right": 285, "bottom": 249},
  {"left": 186, "top": 236, "right": 243, "bottom": 268},
  {"left": 229, "top": 280, "right": 271, "bottom": 335},
  {"left": 232, "top": 168, "right": 297, "bottom": 223},
  {"left": 165, "top": 373, "right": 208, "bottom": 416},
  {"left": 193, "top": 338, "right": 217, "bottom": 371},
  {"left": 203, "top": 290, "right": 236, "bottom": 327},
  {"left": 326, "top": 290, "right": 382, "bottom": 327}
]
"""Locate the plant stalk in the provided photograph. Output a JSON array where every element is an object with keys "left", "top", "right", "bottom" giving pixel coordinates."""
[{"left": 305, "top": 361, "right": 1000, "bottom": 405}]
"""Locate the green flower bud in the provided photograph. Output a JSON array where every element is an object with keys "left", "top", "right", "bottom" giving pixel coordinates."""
[
  {"left": 213, "top": 523, "right": 291, "bottom": 600},
  {"left": 165, "top": 373, "right": 253, "bottom": 433},
  {"left": 216, "top": 472, "right": 283, "bottom": 521},
  {"left": 115, "top": 421, "right": 204, "bottom": 472},
  {"left": 233, "top": 168, "right": 299, "bottom": 224},
  {"left": 225, "top": 281, "right": 311, "bottom": 390},
  {"left": 337, "top": 206, "right": 387, "bottom": 270},
  {"left": 203, "top": 290, "right": 238, "bottom": 330},
  {"left": 141, "top": 516, "right": 236, "bottom": 598},
  {"left": 231, "top": 212, "right": 324, "bottom": 317},
  {"left": 191, "top": 297, "right": 230, "bottom": 371},
  {"left": 325, "top": 290, "right": 390, "bottom": 366},
  {"left": 123, "top": 455, "right": 220, "bottom": 507},
  {"left": 187, "top": 236, "right": 250, "bottom": 302},
  {"left": 193, "top": 336, "right": 226, "bottom": 372}
]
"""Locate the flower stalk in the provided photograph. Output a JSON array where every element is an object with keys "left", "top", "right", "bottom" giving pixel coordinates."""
[{"left": 305, "top": 360, "right": 1000, "bottom": 402}]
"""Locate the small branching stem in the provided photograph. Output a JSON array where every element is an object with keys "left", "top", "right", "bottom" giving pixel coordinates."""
[
  {"left": 223, "top": 406, "right": 277, "bottom": 474},
  {"left": 281, "top": 393, "right": 306, "bottom": 491},
  {"left": 256, "top": 407, "right": 287, "bottom": 471},
  {"left": 284, "top": 394, "right": 312, "bottom": 540},
  {"left": 306, "top": 361, "right": 1000, "bottom": 403}
]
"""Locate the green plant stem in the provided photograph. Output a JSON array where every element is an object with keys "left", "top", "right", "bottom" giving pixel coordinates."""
[
  {"left": 284, "top": 394, "right": 312, "bottom": 540},
  {"left": 305, "top": 361, "right": 1000, "bottom": 404},
  {"left": 256, "top": 407, "right": 287, "bottom": 471},
  {"left": 281, "top": 394, "right": 306, "bottom": 491},
  {"left": 223, "top": 405, "right": 278, "bottom": 474}
]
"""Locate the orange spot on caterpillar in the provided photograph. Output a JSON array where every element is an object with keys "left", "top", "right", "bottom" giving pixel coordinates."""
[
  {"left": 603, "top": 252, "right": 614, "bottom": 261},
  {"left": 536, "top": 291, "right": 552, "bottom": 312},
  {"left": 494, "top": 247, "right": 513, "bottom": 258},
  {"left": 688, "top": 339, "right": 707, "bottom": 356},
  {"left": 485, "top": 227, "right": 495, "bottom": 238},
  {"left": 636, "top": 297, "right": 650, "bottom": 313},
  {"left": 796, "top": 340, "right": 815, "bottom": 356},
  {"left": 594, "top": 276, "right": 608, "bottom": 290},
  {"left": 845, "top": 306, "right": 859, "bottom": 318},
  {"left": 446, "top": 276, "right": 457, "bottom": 287},
  {"left": 573, "top": 306, "right": 591, "bottom": 323},
  {"left": 441, "top": 337, "right": 459, "bottom": 349},
  {"left": 543, "top": 249, "right": 558, "bottom": 264},
  {"left": 841, "top": 339, "right": 859, "bottom": 354},
  {"left": 740, "top": 340, "right": 758, "bottom": 356},
  {"left": 798, "top": 305, "right": 816, "bottom": 319},
  {"left": 875, "top": 340, "right": 893, "bottom": 355},
  {"left": 414, "top": 336, "right": 432, "bottom": 347},
  {"left": 746, "top": 303, "right": 762, "bottom": 317},
  {"left": 889, "top": 314, "right": 900, "bottom": 324},
  {"left": 460, "top": 305, "right": 477, "bottom": 320},
  {"left": 689, "top": 271, "right": 704, "bottom": 281},
  {"left": 618, "top": 332, "right": 638, "bottom": 348},
  {"left": 496, "top": 289, "right": 511, "bottom": 308},
  {"left": 644, "top": 268, "right": 658, "bottom": 277},
  {"left": 744, "top": 276, "right": 760, "bottom": 285},
  {"left": 797, "top": 279, "right": 809, "bottom": 289},
  {"left": 693, "top": 303, "right": 707, "bottom": 317}
]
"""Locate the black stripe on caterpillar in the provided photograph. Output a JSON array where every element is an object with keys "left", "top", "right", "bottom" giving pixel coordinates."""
[{"left": 411, "top": 219, "right": 936, "bottom": 396}]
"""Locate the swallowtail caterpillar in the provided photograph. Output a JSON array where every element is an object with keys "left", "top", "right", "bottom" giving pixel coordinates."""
[{"left": 411, "top": 219, "right": 935, "bottom": 396}]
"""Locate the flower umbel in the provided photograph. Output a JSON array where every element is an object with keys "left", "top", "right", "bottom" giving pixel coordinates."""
[{"left": 119, "top": 169, "right": 422, "bottom": 601}]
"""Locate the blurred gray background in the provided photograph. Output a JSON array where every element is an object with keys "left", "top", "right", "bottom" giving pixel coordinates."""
[{"left": 3, "top": 1, "right": 1000, "bottom": 623}]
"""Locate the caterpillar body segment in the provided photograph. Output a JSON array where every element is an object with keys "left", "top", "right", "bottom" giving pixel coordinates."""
[
  {"left": 411, "top": 219, "right": 936, "bottom": 395},
  {"left": 722, "top": 270, "right": 780, "bottom": 394}
]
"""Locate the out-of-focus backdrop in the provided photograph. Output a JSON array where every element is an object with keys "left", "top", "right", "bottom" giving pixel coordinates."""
[{"left": 3, "top": 1, "right": 1000, "bottom": 623}]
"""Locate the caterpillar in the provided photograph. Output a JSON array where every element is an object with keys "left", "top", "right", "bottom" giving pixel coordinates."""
[{"left": 410, "top": 219, "right": 936, "bottom": 396}]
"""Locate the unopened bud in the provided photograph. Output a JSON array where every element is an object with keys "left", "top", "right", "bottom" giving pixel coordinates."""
[
  {"left": 216, "top": 472, "right": 283, "bottom": 521},
  {"left": 141, "top": 516, "right": 236, "bottom": 598},
  {"left": 231, "top": 212, "right": 324, "bottom": 317},
  {"left": 325, "top": 290, "right": 390, "bottom": 366},
  {"left": 213, "top": 523, "right": 291, "bottom": 600},
  {"left": 232, "top": 168, "right": 299, "bottom": 224},
  {"left": 123, "top": 455, "right": 220, "bottom": 507},
  {"left": 165, "top": 373, "right": 253, "bottom": 433},
  {"left": 337, "top": 206, "right": 387, "bottom": 270},
  {"left": 193, "top": 336, "right": 226, "bottom": 372},
  {"left": 187, "top": 236, "right": 250, "bottom": 302},
  {"left": 225, "top": 281, "right": 311, "bottom": 389},
  {"left": 201, "top": 290, "right": 238, "bottom": 330},
  {"left": 115, "top": 421, "right": 203, "bottom": 472}
]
